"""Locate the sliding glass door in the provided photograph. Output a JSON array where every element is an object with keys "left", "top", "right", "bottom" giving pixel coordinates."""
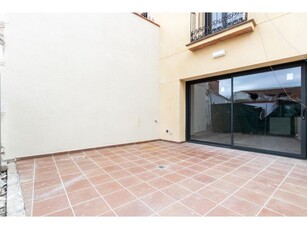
[
  {"left": 189, "top": 79, "right": 232, "bottom": 145},
  {"left": 187, "top": 61, "right": 306, "bottom": 158},
  {"left": 233, "top": 66, "right": 302, "bottom": 155}
]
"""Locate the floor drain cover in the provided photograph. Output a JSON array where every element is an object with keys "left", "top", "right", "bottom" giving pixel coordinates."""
[{"left": 157, "top": 165, "right": 167, "bottom": 170}]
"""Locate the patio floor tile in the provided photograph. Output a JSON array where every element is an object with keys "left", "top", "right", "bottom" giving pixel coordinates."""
[
  {"left": 67, "top": 187, "right": 100, "bottom": 206},
  {"left": 140, "top": 191, "right": 176, "bottom": 212},
  {"left": 177, "top": 178, "right": 205, "bottom": 192},
  {"left": 220, "top": 174, "right": 248, "bottom": 186},
  {"left": 163, "top": 173, "right": 187, "bottom": 183},
  {"left": 127, "top": 182, "right": 157, "bottom": 198},
  {"left": 117, "top": 175, "right": 143, "bottom": 188},
  {"left": 103, "top": 189, "right": 136, "bottom": 209},
  {"left": 158, "top": 203, "right": 199, "bottom": 216},
  {"left": 63, "top": 178, "right": 93, "bottom": 193},
  {"left": 34, "top": 185, "right": 66, "bottom": 202},
  {"left": 257, "top": 208, "right": 283, "bottom": 216},
  {"left": 180, "top": 193, "right": 217, "bottom": 215},
  {"left": 210, "top": 180, "right": 240, "bottom": 194},
  {"left": 273, "top": 189, "right": 307, "bottom": 209},
  {"left": 242, "top": 181, "right": 276, "bottom": 196},
  {"left": 16, "top": 140, "right": 307, "bottom": 216},
  {"left": 95, "top": 181, "right": 124, "bottom": 196},
  {"left": 72, "top": 197, "right": 111, "bottom": 216},
  {"left": 135, "top": 171, "right": 159, "bottom": 181},
  {"left": 32, "top": 194, "right": 70, "bottom": 216},
  {"left": 233, "top": 187, "right": 271, "bottom": 206},
  {"left": 46, "top": 208, "right": 74, "bottom": 216},
  {"left": 264, "top": 198, "right": 307, "bottom": 216},
  {"left": 197, "top": 186, "right": 229, "bottom": 203},
  {"left": 221, "top": 196, "right": 262, "bottom": 216},
  {"left": 192, "top": 173, "right": 216, "bottom": 185},
  {"left": 161, "top": 184, "right": 192, "bottom": 200},
  {"left": 147, "top": 177, "right": 174, "bottom": 190},
  {"left": 206, "top": 206, "right": 241, "bottom": 216},
  {"left": 278, "top": 182, "right": 307, "bottom": 198},
  {"left": 114, "top": 200, "right": 154, "bottom": 216},
  {"left": 88, "top": 174, "right": 113, "bottom": 186},
  {"left": 34, "top": 177, "right": 62, "bottom": 191}
]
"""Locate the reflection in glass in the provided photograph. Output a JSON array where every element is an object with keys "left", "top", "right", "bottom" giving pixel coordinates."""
[
  {"left": 190, "top": 79, "right": 232, "bottom": 145},
  {"left": 233, "top": 67, "right": 301, "bottom": 154},
  {"left": 210, "top": 13, "right": 245, "bottom": 32}
]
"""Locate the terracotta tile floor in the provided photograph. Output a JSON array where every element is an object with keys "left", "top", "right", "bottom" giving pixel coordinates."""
[{"left": 16, "top": 141, "right": 307, "bottom": 216}]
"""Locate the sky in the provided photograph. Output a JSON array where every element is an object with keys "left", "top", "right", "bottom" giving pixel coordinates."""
[{"left": 218, "top": 66, "right": 301, "bottom": 98}]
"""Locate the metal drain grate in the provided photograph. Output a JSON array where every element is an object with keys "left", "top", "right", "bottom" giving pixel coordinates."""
[{"left": 157, "top": 165, "right": 167, "bottom": 170}]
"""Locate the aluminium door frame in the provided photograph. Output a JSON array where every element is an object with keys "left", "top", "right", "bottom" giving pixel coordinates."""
[{"left": 186, "top": 60, "right": 307, "bottom": 159}]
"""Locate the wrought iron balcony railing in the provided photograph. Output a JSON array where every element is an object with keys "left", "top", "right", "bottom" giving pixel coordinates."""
[{"left": 190, "top": 12, "right": 248, "bottom": 43}]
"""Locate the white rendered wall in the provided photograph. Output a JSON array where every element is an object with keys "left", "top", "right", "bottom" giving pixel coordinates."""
[{"left": 2, "top": 13, "right": 159, "bottom": 159}]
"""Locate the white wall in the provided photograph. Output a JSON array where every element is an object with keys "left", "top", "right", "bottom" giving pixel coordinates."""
[{"left": 1, "top": 13, "right": 160, "bottom": 159}]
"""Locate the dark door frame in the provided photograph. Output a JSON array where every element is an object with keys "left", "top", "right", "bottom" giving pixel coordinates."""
[{"left": 186, "top": 60, "right": 307, "bottom": 159}]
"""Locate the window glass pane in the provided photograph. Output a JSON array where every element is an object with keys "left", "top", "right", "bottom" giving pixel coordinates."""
[
  {"left": 210, "top": 12, "right": 245, "bottom": 32},
  {"left": 211, "top": 13, "right": 224, "bottom": 31},
  {"left": 233, "top": 67, "right": 302, "bottom": 154},
  {"left": 190, "top": 79, "right": 232, "bottom": 145}
]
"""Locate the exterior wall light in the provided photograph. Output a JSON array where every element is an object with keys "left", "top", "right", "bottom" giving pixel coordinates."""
[{"left": 212, "top": 49, "right": 226, "bottom": 58}]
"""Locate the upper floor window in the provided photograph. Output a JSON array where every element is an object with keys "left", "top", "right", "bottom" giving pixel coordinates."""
[{"left": 190, "top": 12, "right": 247, "bottom": 42}]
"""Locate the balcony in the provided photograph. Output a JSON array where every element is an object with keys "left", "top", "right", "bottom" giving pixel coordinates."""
[{"left": 187, "top": 13, "right": 256, "bottom": 51}]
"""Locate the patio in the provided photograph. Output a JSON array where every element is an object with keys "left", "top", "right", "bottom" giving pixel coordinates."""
[{"left": 16, "top": 141, "right": 307, "bottom": 216}]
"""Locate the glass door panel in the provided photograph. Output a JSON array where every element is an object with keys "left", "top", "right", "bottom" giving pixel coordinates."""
[
  {"left": 190, "top": 79, "right": 232, "bottom": 145},
  {"left": 233, "top": 67, "right": 302, "bottom": 154}
]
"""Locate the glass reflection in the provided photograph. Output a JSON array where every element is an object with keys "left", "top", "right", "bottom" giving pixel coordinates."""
[
  {"left": 190, "top": 79, "right": 232, "bottom": 145},
  {"left": 233, "top": 67, "right": 301, "bottom": 154}
]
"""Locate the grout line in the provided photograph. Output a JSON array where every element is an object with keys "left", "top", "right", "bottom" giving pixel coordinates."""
[
  {"left": 20, "top": 142, "right": 306, "bottom": 217},
  {"left": 44, "top": 196, "right": 99, "bottom": 215},
  {"left": 279, "top": 181, "right": 307, "bottom": 193},
  {"left": 96, "top": 208, "right": 116, "bottom": 217},
  {"left": 124, "top": 147, "right": 258, "bottom": 216},
  {"left": 256, "top": 206, "right": 285, "bottom": 216},
  {"left": 256, "top": 161, "right": 298, "bottom": 216},
  {"left": 114, "top": 147, "right": 220, "bottom": 216},
  {"left": 261, "top": 194, "right": 307, "bottom": 211},
  {"left": 52, "top": 154, "right": 76, "bottom": 217},
  {"left": 30, "top": 158, "right": 36, "bottom": 216},
  {"left": 240, "top": 173, "right": 284, "bottom": 186},
  {"left": 38, "top": 148, "right": 210, "bottom": 197},
  {"left": 33, "top": 193, "right": 69, "bottom": 205},
  {"left": 42, "top": 206, "right": 74, "bottom": 217},
  {"left": 67, "top": 153, "right": 119, "bottom": 217},
  {"left": 86, "top": 150, "right": 159, "bottom": 216},
  {"left": 225, "top": 193, "right": 265, "bottom": 210},
  {"left": 202, "top": 157, "right": 280, "bottom": 216},
  {"left": 66, "top": 153, "right": 306, "bottom": 216},
  {"left": 148, "top": 151, "right": 260, "bottom": 215},
  {"left": 287, "top": 171, "right": 307, "bottom": 180},
  {"left": 215, "top": 204, "right": 243, "bottom": 216}
]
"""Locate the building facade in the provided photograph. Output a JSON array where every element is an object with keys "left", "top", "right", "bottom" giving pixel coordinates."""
[
  {"left": 1, "top": 12, "right": 307, "bottom": 160},
  {"left": 154, "top": 13, "right": 307, "bottom": 159}
]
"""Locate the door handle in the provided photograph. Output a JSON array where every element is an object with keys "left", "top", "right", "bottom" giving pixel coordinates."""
[{"left": 303, "top": 108, "right": 306, "bottom": 120}]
